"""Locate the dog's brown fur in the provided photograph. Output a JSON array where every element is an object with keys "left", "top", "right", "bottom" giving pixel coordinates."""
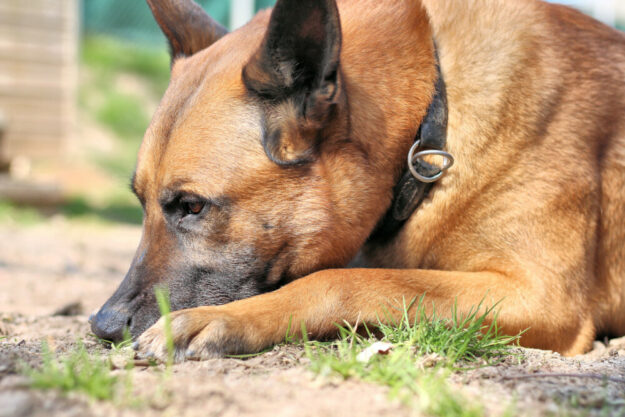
[{"left": 96, "top": 0, "right": 625, "bottom": 359}]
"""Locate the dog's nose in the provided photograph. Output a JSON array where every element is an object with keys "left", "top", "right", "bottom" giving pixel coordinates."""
[{"left": 90, "top": 307, "right": 131, "bottom": 343}]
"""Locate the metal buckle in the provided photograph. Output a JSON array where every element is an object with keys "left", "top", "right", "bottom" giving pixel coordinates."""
[{"left": 407, "top": 140, "right": 454, "bottom": 183}]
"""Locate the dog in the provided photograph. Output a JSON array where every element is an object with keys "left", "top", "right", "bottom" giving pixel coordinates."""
[{"left": 90, "top": 0, "right": 625, "bottom": 360}]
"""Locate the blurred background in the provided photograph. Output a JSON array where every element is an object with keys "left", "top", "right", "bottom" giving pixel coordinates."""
[{"left": 0, "top": 0, "right": 623, "bottom": 228}]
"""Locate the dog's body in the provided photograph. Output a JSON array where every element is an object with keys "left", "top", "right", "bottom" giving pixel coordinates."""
[{"left": 91, "top": 0, "right": 625, "bottom": 358}]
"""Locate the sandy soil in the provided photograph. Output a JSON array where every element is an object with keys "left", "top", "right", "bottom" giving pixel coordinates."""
[{"left": 1, "top": 219, "right": 625, "bottom": 417}]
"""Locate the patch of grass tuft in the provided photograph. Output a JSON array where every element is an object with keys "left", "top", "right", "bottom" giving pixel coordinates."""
[
  {"left": 413, "top": 373, "right": 485, "bottom": 417},
  {"left": 154, "top": 287, "right": 175, "bottom": 371},
  {"left": 302, "top": 297, "right": 520, "bottom": 415},
  {"left": 26, "top": 342, "right": 117, "bottom": 401},
  {"left": 377, "top": 296, "right": 519, "bottom": 365}
]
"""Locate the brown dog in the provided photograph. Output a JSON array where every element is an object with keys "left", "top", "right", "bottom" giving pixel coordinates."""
[{"left": 91, "top": 0, "right": 625, "bottom": 359}]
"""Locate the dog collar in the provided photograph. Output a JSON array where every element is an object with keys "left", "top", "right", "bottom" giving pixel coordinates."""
[{"left": 369, "top": 46, "right": 453, "bottom": 242}]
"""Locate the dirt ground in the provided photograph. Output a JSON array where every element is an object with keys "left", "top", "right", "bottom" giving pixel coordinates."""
[{"left": 1, "top": 219, "right": 625, "bottom": 417}]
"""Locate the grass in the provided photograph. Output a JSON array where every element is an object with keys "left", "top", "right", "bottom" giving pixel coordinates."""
[
  {"left": 80, "top": 36, "right": 168, "bottom": 145},
  {"left": 77, "top": 37, "right": 167, "bottom": 222},
  {"left": 22, "top": 282, "right": 176, "bottom": 406},
  {"left": 377, "top": 297, "right": 518, "bottom": 364},
  {"left": 301, "top": 296, "right": 521, "bottom": 416},
  {"left": 0, "top": 200, "right": 44, "bottom": 225},
  {"left": 82, "top": 36, "right": 170, "bottom": 97},
  {"left": 0, "top": 196, "right": 142, "bottom": 227},
  {"left": 412, "top": 373, "right": 485, "bottom": 417},
  {"left": 80, "top": 36, "right": 166, "bottom": 182},
  {"left": 95, "top": 327, "right": 134, "bottom": 351},
  {"left": 155, "top": 287, "right": 175, "bottom": 373},
  {"left": 26, "top": 342, "right": 118, "bottom": 401},
  {"left": 24, "top": 340, "right": 147, "bottom": 408},
  {"left": 549, "top": 391, "right": 625, "bottom": 417},
  {"left": 94, "top": 92, "right": 151, "bottom": 142},
  {"left": 24, "top": 322, "right": 174, "bottom": 407},
  {"left": 61, "top": 195, "right": 142, "bottom": 225}
]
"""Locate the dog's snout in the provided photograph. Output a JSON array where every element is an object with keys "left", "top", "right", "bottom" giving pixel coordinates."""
[{"left": 91, "top": 307, "right": 131, "bottom": 343}]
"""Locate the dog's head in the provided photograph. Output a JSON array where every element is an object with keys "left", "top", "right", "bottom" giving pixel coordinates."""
[{"left": 91, "top": 0, "right": 437, "bottom": 342}]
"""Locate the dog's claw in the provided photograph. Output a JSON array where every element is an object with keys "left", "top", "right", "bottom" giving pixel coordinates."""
[
  {"left": 185, "top": 349, "right": 196, "bottom": 359},
  {"left": 131, "top": 341, "right": 140, "bottom": 351}
]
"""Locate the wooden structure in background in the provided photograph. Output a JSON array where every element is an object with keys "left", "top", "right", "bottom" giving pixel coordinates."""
[{"left": 0, "top": 0, "right": 78, "bottom": 165}]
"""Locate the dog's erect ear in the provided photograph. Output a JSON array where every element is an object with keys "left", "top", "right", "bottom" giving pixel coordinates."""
[
  {"left": 243, "top": 0, "right": 342, "bottom": 165},
  {"left": 146, "top": 0, "right": 228, "bottom": 60}
]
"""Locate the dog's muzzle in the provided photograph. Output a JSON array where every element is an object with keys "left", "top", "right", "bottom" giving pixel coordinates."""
[{"left": 90, "top": 305, "right": 131, "bottom": 342}]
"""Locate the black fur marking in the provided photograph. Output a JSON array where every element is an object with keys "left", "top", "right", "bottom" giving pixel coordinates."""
[
  {"left": 243, "top": 0, "right": 343, "bottom": 166},
  {"left": 242, "top": 0, "right": 341, "bottom": 101}
]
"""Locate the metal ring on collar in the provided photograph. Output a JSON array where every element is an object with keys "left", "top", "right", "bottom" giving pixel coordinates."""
[{"left": 407, "top": 140, "right": 455, "bottom": 183}]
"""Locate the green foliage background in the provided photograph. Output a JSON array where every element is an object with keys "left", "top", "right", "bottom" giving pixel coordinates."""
[{"left": 82, "top": 0, "right": 277, "bottom": 45}]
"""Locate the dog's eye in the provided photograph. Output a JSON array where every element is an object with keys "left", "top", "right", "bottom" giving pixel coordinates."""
[{"left": 183, "top": 201, "right": 205, "bottom": 215}]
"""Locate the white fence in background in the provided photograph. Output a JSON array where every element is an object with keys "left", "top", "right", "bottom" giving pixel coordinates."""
[
  {"left": 228, "top": 0, "right": 621, "bottom": 31},
  {"left": 230, "top": 0, "right": 255, "bottom": 30},
  {"left": 592, "top": 0, "right": 616, "bottom": 27}
]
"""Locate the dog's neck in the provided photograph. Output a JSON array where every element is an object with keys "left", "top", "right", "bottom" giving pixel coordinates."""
[
  {"left": 316, "top": 0, "right": 440, "bottom": 260},
  {"left": 368, "top": 47, "right": 449, "bottom": 242},
  {"left": 361, "top": 0, "right": 568, "bottom": 268}
]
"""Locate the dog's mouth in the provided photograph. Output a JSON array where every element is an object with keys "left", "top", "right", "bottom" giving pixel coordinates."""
[{"left": 90, "top": 261, "right": 281, "bottom": 343}]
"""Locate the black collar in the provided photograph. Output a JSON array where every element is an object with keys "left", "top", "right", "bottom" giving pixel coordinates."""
[{"left": 369, "top": 47, "right": 453, "bottom": 242}]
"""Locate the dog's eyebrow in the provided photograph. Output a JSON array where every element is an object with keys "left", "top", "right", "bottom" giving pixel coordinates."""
[
  {"left": 157, "top": 179, "right": 191, "bottom": 205},
  {"left": 157, "top": 179, "right": 228, "bottom": 208},
  {"left": 129, "top": 171, "right": 138, "bottom": 195},
  {"left": 129, "top": 171, "right": 145, "bottom": 205}
]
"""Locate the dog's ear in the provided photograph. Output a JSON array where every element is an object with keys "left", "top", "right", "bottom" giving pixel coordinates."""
[
  {"left": 243, "top": 0, "right": 342, "bottom": 165},
  {"left": 146, "top": 0, "right": 228, "bottom": 61}
]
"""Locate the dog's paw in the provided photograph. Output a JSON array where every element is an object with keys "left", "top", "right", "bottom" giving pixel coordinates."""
[{"left": 133, "top": 306, "right": 256, "bottom": 363}]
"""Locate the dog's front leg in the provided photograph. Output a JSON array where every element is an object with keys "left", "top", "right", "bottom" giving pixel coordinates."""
[{"left": 135, "top": 268, "right": 594, "bottom": 361}]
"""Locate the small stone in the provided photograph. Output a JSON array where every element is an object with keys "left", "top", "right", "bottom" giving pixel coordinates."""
[
  {"left": 0, "top": 391, "right": 34, "bottom": 417},
  {"left": 356, "top": 342, "right": 394, "bottom": 363}
]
